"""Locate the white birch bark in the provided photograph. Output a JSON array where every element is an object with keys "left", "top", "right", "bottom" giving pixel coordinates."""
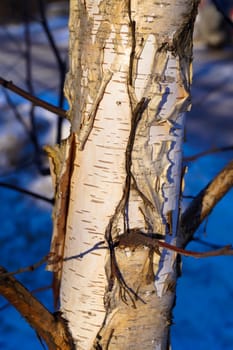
[{"left": 47, "top": 1, "right": 199, "bottom": 349}]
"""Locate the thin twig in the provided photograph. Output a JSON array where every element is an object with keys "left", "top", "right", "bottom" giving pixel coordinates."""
[
  {"left": 0, "top": 77, "right": 67, "bottom": 118},
  {"left": 212, "top": 0, "right": 233, "bottom": 27},
  {"left": 192, "top": 237, "right": 225, "bottom": 250},
  {"left": 116, "top": 231, "right": 233, "bottom": 259},
  {"left": 182, "top": 194, "right": 195, "bottom": 199},
  {"left": 0, "top": 256, "right": 48, "bottom": 279},
  {"left": 0, "top": 182, "right": 54, "bottom": 204},
  {"left": 38, "top": 0, "right": 67, "bottom": 143},
  {"left": 3, "top": 89, "right": 31, "bottom": 133},
  {"left": 0, "top": 241, "right": 106, "bottom": 280},
  {"left": 2, "top": 87, "right": 50, "bottom": 176},
  {"left": 157, "top": 240, "right": 233, "bottom": 258},
  {"left": 184, "top": 145, "right": 233, "bottom": 162},
  {"left": 23, "top": 10, "right": 42, "bottom": 170},
  {"left": 1, "top": 231, "right": 232, "bottom": 282},
  {"left": 37, "top": 0, "right": 66, "bottom": 74}
]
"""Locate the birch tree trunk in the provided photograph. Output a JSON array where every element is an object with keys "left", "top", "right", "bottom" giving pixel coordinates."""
[{"left": 47, "top": 1, "right": 199, "bottom": 349}]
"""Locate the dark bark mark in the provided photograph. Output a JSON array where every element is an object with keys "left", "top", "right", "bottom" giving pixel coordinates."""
[
  {"left": 172, "top": 2, "right": 199, "bottom": 91},
  {"left": 124, "top": 97, "right": 150, "bottom": 230},
  {"left": 128, "top": 0, "right": 136, "bottom": 86}
]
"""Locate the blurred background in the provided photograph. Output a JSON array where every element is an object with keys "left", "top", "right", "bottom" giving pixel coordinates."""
[{"left": 0, "top": 1, "right": 232, "bottom": 349}]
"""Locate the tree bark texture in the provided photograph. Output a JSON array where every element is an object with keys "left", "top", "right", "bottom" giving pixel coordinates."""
[{"left": 47, "top": 1, "right": 199, "bottom": 349}]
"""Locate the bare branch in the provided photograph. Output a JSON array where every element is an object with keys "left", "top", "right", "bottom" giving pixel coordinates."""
[
  {"left": 180, "top": 160, "right": 233, "bottom": 246},
  {"left": 1, "top": 231, "right": 232, "bottom": 283},
  {"left": 0, "top": 256, "right": 48, "bottom": 279},
  {"left": 37, "top": 0, "right": 66, "bottom": 74},
  {"left": 158, "top": 241, "right": 233, "bottom": 258},
  {"left": 116, "top": 230, "right": 233, "bottom": 258},
  {"left": 3, "top": 88, "right": 31, "bottom": 133},
  {"left": 0, "top": 77, "right": 67, "bottom": 118},
  {"left": 0, "top": 266, "right": 75, "bottom": 350},
  {"left": 184, "top": 145, "right": 233, "bottom": 162},
  {"left": 37, "top": 0, "right": 67, "bottom": 143},
  {"left": 212, "top": 0, "right": 233, "bottom": 27},
  {"left": 0, "top": 182, "right": 54, "bottom": 204},
  {"left": 0, "top": 284, "right": 51, "bottom": 312},
  {"left": 23, "top": 11, "right": 43, "bottom": 171}
]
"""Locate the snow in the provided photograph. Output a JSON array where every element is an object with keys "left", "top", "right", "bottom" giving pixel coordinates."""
[{"left": 0, "top": 8, "right": 233, "bottom": 350}]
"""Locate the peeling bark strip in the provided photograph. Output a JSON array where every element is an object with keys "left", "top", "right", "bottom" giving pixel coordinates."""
[
  {"left": 45, "top": 132, "right": 77, "bottom": 307},
  {"left": 47, "top": 1, "right": 200, "bottom": 349}
]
